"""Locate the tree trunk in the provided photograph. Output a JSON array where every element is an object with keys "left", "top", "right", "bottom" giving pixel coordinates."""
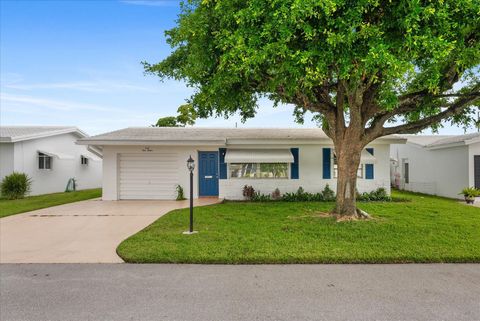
[{"left": 333, "top": 142, "right": 363, "bottom": 217}]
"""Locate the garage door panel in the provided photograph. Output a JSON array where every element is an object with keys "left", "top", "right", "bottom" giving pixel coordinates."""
[{"left": 119, "top": 153, "right": 180, "bottom": 200}]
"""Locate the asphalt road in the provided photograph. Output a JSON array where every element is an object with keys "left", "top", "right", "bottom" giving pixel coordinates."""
[{"left": 1, "top": 264, "right": 479, "bottom": 321}]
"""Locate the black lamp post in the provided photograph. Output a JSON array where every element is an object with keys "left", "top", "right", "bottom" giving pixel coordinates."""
[{"left": 183, "top": 155, "right": 197, "bottom": 235}]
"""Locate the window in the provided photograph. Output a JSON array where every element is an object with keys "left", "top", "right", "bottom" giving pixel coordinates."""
[
  {"left": 38, "top": 153, "right": 52, "bottom": 170},
  {"left": 404, "top": 162, "right": 409, "bottom": 184},
  {"left": 81, "top": 155, "right": 89, "bottom": 165},
  {"left": 229, "top": 163, "right": 288, "bottom": 179},
  {"left": 333, "top": 154, "right": 364, "bottom": 179}
]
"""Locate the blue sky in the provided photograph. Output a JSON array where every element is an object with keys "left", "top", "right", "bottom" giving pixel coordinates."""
[{"left": 0, "top": 0, "right": 475, "bottom": 135}]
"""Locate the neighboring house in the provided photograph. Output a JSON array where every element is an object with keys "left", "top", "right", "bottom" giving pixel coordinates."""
[
  {"left": 390, "top": 133, "right": 480, "bottom": 199},
  {"left": 78, "top": 127, "right": 405, "bottom": 200},
  {"left": 0, "top": 126, "right": 102, "bottom": 196}
]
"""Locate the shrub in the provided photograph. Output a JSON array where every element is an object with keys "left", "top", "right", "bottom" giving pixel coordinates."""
[
  {"left": 282, "top": 187, "right": 324, "bottom": 202},
  {"left": 321, "top": 184, "right": 336, "bottom": 201},
  {"left": 175, "top": 184, "right": 186, "bottom": 200},
  {"left": 243, "top": 185, "right": 255, "bottom": 200},
  {"left": 271, "top": 188, "right": 281, "bottom": 200},
  {"left": 357, "top": 187, "right": 391, "bottom": 202},
  {"left": 251, "top": 192, "right": 271, "bottom": 202},
  {"left": 1, "top": 172, "right": 32, "bottom": 199}
]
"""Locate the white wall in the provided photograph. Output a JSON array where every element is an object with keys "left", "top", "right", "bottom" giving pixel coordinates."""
[
  {"left": 101, "top": 145, "right": 218, "bottom": 200},
  {"left": 390, "top": 143, "right": 469, "bottom": 199},
  {"left": 102, "top": 143, "right": 392, "bottom": 201},
  {"left": 468, "top": 142, "right": 480, "bottom": 187},
  {"left": 0, "top": 143, "right": 14, "bottom": 181},
  {"left": 220, "top": 143, "right": 391, "bottom": 200},
  {"left": 1, "top": 133, "right": 102, "bottom": 196}
]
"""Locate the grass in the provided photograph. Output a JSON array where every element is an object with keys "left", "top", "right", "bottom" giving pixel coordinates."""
[
  {"left": 0, "top": 188, "right": 102, "bottom": 218},
  {"left": 117, "top": 190, "right": 480, "bottom": 264}
]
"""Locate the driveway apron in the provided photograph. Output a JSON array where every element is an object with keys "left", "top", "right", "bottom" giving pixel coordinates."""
[{"left": 0, "top": 198, "right": 220, "bottom": 263}]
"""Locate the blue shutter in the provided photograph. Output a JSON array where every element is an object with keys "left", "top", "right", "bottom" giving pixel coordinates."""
[
  {"left": 290, "top": 148, "right": 299, "bottom": 179},
  {"left": 365, "top": 148, "right": 374, "bottom": 179},
  {"left": 322, "top": 148, "right": 331, "bottom": 179},
  {"left": 219, "top": 148, "right": 227, "bottom": 179}
]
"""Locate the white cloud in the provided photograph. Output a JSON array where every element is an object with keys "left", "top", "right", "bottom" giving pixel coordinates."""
[
  {"left": 4, "top": 80, "right": 159, "bottom": 93},
  {"left": 0, "top": 93, "right": 122, "bottom": 113},
  {"left": 120, "top": 0, "right": 180, "bottom": 7}
]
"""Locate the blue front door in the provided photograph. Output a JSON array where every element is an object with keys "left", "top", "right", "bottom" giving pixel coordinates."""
[{"left": 198, "top": 151, "right": 219, "bottom": 196}]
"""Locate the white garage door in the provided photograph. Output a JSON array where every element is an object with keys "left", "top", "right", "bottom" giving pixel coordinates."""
[{"left": 119, "top": 153, "right": 179, "bottom": 200}]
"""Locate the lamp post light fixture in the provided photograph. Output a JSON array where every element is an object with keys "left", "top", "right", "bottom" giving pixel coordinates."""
[{"left": 183, "top": 155, "right": 198, "bottom": 235}]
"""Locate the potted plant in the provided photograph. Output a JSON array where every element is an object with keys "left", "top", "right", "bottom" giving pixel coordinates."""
[{"left": 459, "top": 187, "right": 480, "bottom": 204}]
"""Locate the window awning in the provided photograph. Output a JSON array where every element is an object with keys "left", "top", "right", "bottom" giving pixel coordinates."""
[
  {"left": 224, "top": 149, "right": 294, "bottom": 163},
  {"left": 361, "top": 149, "right": 376, "bottom": 163},
  {"left": 38, "top": 150, "right": 74, "bottom": 160}
]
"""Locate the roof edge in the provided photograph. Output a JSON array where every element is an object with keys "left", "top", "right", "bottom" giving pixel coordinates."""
[{"left": 3, "top": 127, "right": 89, "bottom": 143}]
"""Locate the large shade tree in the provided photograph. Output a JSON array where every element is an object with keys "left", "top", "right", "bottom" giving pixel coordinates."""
[{"left": 145, "top": 0, "right": 480, "bottom": 217}]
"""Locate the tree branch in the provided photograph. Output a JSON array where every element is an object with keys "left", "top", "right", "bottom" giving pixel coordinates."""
[{"left": 380, "top": 90, "right": 480, "bottom": 136}]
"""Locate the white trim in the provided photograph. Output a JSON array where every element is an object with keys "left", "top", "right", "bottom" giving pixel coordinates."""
[
  {"left": 37, "top": 150, "right": 74, "bottom": 160},
  {"left": 1, "top": 127, "right": 88, "bottom": 143},
  {"left": 225, "top": 149, "right": 294, "bottom": 163}
]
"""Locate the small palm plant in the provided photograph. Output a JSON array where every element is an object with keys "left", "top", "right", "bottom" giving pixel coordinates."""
[
  {"left": 176, "top": 184, "right": 186, "bottom": 201},
  {"left": 459, "top": 187, "right": 480, "bottom": 204}
]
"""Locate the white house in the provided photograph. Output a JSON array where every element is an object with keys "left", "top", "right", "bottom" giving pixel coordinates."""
[
  {"left": 78, "top": 127, "right": 405, "bottom": 200},
  {"left": 390, "top": 133, "right": 480, "bottom": 199},
  {"left": 0, "top": 126, "right": 102, "bottom": 196}
]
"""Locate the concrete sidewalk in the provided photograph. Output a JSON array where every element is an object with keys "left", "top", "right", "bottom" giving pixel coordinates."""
[
  {"left": 1, "top": 264, "right": 479, "bottom": 321},
  {"left": 0, "top": 198, "right": 220, "bottom": 263}
]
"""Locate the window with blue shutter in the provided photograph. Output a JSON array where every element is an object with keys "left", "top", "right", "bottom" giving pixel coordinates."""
[
  {"left": 290, "top": 148, "right": 299, "bottom": 179},
  {"left": 219, "top": 148, "right": 227, "bottom": 179},
  {"left": 365, "top": 148, "right": 374, "bottom": 179},
  {"left": 322, "top": 148, "right": 331, "bottom": 179}
]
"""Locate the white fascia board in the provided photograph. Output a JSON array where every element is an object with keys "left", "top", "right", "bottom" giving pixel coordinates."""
[
  {"left": 426, "top": 142, "right": 466, "bottom": 150},
  {"left": 87, "top": 146, "right": 103, "bottom": 159},
  {"left": 465, "top": 136, "right": 480, "bottom": 146},
  {"left": 8, "top": 127, "right": 87, "bottom": 143},
  {"left": 226, "top": 138, "right": 331, "bottom": 145},
  {"left": 76, "top": 139, "right": 226, "bottom": 146},
  {"left": 373, "top": 137, "right": 408, "bottom": 145}
]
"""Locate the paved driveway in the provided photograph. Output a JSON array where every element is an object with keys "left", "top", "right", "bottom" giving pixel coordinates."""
[
  {"left": 0, "top": 198, "right": 219, "bottom": 263},
  {"left": 1, "top": 264, "right": 479, "bottom": 321}
]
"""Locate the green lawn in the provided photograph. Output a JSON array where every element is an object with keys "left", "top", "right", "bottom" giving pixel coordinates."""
[
  {"left": 0, "top": 188, "right": 102, "bottom": 218},
  {"left": 117, "top": 191, "right": 480, "bottom": 264}
]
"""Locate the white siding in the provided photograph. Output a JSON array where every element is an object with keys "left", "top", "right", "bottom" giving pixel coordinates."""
[
  {"left": 101, "top": 145, "right": 218, "bottom": 201},
  {"left": 101, "top": 143, "right": 392, "bottom": 201},
  {"left": 0, "top": 143, "right": 14, "bottom": 181},
  {"left": 0, "top": 133, "right": 102, "bottom": 196},
  {"left": 468, "top": 142, "right": 480, "bottom": 188},
  {"left": 391, "top": 143, "right": 469, "bottom": 199},
  {"left": 220, "top": 144, "right": 391, "bottom": 200}
]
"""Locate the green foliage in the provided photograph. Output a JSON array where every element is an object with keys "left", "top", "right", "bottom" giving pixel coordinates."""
[
  {"left": 176, "top": 184, "right": 186, "bottom": 201},
  {"left": 242, "top": 185, "right": 255, "bottom": 200},
  {"left": 357, "top": 188, "right": 391, "bottom": 202},
  {"left": 176, "top": 103, "right": 197, "bottom": 126},
  {"left": 271, "top": 188, "right": 282, "bottom": 200},
  {"left": 459, "top": 187, "right": 480, "bottom": 198},
  {"left": 145, "top": 0, "right": 479, "bottom": 129},
  {"left": 251, "top": 191, "right": 271, "bottom": 202},
  {"left": 117, "top": 190, "right": 480, "bottom": 263},
  {"left": 247, "top": 185, "right": 396, "bottom": 203},
  {"left": 154, "top": 116, "right": 179, "bottom": 127},
  {"left": 321, "top": 184, "right": 336, "bottom": 201},
  {"left": 1, "top": 172, "right": 32, "bottom": 200},
  {"left": 0, "top": 189, "right": 101, "bottom": 218},
  {"left": 153, "top": 103, "right": 197, "bottom": 127},
  {"left": 282, "top": 185, "right": 336, "bottom": 202}
]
